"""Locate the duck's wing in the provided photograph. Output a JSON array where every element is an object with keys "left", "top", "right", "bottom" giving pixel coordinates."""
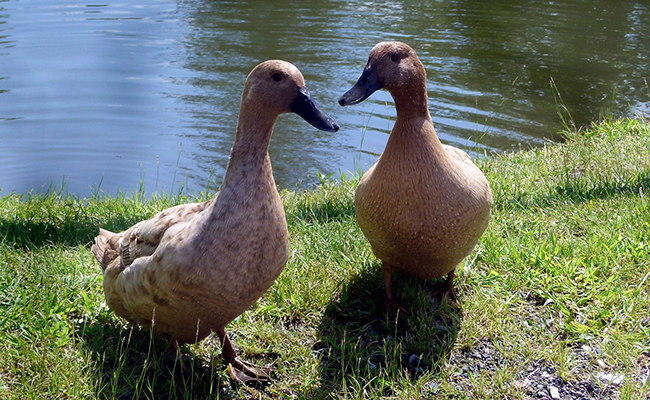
[
  {"left": 442, "top": 144, "right": 473, "bottom": 165},
  {"left": 92, "top": 228, "right": 123, "bottom": 272},
  {"left": 92, "top": 199, "right": 213, "bottom": 271},
  {"left": 119, "top": 199, "right": 213, "bottom": 267}
]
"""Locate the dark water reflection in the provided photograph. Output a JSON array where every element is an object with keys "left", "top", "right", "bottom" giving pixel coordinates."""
[{"left": 0, "top": 0, "right": 648, "bottom": 196}]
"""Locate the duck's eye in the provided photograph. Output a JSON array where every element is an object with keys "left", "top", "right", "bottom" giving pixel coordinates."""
[
  {"left": 391, "top": 53, "right": 400, "bottom": 62},
  {"left": 272, "top": 73, "right": 283, "bottom": 82}
]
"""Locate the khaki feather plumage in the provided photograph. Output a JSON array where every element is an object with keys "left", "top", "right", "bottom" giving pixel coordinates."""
[
  {"left": 340, "top": 41, "right": 493, "bottom": 305},
  {"left": 91, "top": 60, "right": 338, "bottom": 382}
]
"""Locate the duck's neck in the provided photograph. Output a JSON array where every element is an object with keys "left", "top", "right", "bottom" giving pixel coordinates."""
[
  {"left": 391, "top": 79, "right": 430, "bottom": 121},
  {"left": 387, "top": 81, "right": 445, "bottom": 157},
  {"left": 219, "top": 103, "right": 278, "bottom": 196}
]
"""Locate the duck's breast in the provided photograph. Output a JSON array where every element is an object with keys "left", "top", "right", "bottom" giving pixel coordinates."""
[{"left": 355, "top": 146, "right": 491, "bottom": 278}]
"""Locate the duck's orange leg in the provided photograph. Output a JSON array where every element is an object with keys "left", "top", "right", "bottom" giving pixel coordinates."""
[{"left": 383, "top": 261, "right": 410, "bottom": 319}]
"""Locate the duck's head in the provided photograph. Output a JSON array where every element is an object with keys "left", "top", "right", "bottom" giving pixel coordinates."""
[
  {"left": 243, "top": 60, "right": 339, "bottom": 132},
  {"left": 339, "top": 41, "right": 426, "bottom": 106}
]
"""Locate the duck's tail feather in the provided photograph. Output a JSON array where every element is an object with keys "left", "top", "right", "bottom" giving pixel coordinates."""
[{"left": 92, "top": 228, "right": 118, "bottom": 271}]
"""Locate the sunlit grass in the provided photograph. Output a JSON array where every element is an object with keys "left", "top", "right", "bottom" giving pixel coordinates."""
[{"left": 0, "top": 117, "right": 649, "bottom": 399}]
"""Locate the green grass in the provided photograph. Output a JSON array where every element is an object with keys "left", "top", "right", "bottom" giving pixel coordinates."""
[{"left": 1, "top": 117, "right": 649, "bottom": 399}]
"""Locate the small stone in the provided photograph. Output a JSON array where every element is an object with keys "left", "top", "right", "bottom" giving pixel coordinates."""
[
  {"left": 424, "top": 381, "right": 439, "bottom": 394},
  {"left": 597, "top": 372, "right": 624, "bottom": 385},
  {"left": 514, "top": 378, "right": 530, "bottom": 389},
  {"left": 408, "top": 354, "right": 421, "bottom": 369},
  {"left": 549, "top": 386, "right": 560, "bottom": 399},
  {"left": 596, "top": 359, "right": 607, "bottom": 368}
]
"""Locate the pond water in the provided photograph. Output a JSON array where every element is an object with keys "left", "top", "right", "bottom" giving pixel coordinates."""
[{"left": 1, "top": 0, "right": 648, "bottom": 197}]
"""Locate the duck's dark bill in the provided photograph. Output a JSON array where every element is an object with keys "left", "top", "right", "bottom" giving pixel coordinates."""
[
  {"left": 291, "top": 88, "right": 339, "bottom": 132},
  {"left": 338, "top": 65, "right": 383, "bottom": 106}
]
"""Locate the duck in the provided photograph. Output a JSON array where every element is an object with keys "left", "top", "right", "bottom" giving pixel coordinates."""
[
  {"left": 92, "top": 60, "right": 339, "bottom": 384},
  {"left": 339, "top": 41, "right": 492, "bottom": 313}
]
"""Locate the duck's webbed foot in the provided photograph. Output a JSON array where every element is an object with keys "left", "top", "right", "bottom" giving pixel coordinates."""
[
  {"left": 226, "top": 357, "right": 273, "bottom": 385},
  {"left": 431, "top": 270, "right": 458, "bottom": 303},
  {"left": 384, "top": 296, "right": 411, "bottom": 320},
  {"left": 217, "top": 328, "right": 273, "bottom": 386}
]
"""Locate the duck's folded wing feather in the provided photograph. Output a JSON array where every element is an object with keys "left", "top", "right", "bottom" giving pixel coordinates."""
[
  {"left": 119, "top": 199, "right": 213, "bottom": 267},
  {"left": 442, "top": 144, "right": 472, "bottom": 165}
]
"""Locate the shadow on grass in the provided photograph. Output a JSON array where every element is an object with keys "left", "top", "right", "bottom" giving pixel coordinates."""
[
  {"left": 310, "top": 264, "right": 463, "bottom": 397},
  {"left": 287, "top": 196, "right": 356, "bottom": 225},
  {"left": 0, "top": 216, "right": 129, "bottom": 250},
  {"left": 553, "top": 171, "right": 650, "bottom": 203},
  {"left": 76, "top": 315, "right": 235, "bottom": 399},
  {"left": 496, "top": 171, "right": 650, "bottom": 211},
  {"left": 0, "top": 193, "right": 177, "bottom": 250},
  {"left": 0, "top": 200, "right": 154, "bottom": 251}
]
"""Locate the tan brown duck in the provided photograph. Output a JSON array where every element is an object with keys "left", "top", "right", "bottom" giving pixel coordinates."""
[
  {"left": 92, "top": 60, "right": 338, "bottom": 384},
  {"left": 339, "top": 41, "right": 492, "bottom": 312}
]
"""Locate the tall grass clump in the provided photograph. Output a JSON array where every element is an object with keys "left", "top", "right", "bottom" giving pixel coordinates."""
[{"left": 0, "top": 116, "right": 648, "bottom": 399}]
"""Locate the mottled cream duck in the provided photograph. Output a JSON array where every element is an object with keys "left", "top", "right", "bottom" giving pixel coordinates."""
[
  {"left": 92, "top": 60, "right": 338, "bottom": 384},
  {"left": 339, "top": 41, "right": 492, "bottom": 312}
]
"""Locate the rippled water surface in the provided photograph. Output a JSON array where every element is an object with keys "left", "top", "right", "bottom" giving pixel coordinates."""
[{"left": 1, "top": 0, "right": 648, "bottom": 196}]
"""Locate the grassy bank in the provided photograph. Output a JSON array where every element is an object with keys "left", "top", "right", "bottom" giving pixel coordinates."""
[{"left": 1, "top": 117, "right": 649, "bottom": 399}]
